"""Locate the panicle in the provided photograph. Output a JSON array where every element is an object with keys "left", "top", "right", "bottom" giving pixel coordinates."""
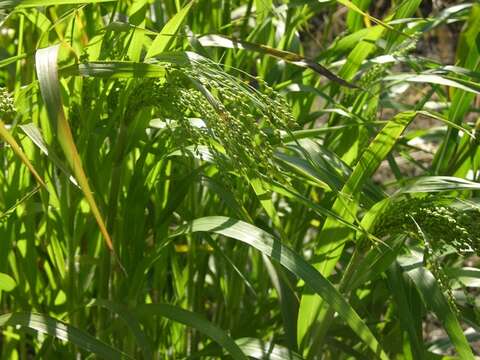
[
  {"left": 374, "top": 195, "right": 480, "bottom": 312},
  {"left": 0, "top": 87, "right": 15, "bottom": 117},
  {"left": 124, "top": 58, "right": 294, "bottom": 183}
]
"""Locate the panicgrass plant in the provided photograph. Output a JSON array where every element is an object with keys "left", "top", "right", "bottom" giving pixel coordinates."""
[{"left": 0, "top": 0, "right": 480, "bottom": 359}]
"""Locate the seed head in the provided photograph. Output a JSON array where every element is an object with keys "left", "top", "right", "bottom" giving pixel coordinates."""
[
  {"left": 374, "top": 195, "right": 480, "bottom": 313},
  {"left": 0, "top": 87, "right": 15, "bottom": 117},
  {"left": 124, "top": 58, "right": 294, "bottom": 184}
]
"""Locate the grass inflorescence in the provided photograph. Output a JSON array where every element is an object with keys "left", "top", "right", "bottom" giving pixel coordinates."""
[{"left": 1, "top": 1, "right": 480, "bottom": 359}]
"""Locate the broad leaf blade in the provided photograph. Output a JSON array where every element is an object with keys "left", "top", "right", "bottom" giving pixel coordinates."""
[
  {"left": 198, "top": 34, "right": 356, "bottom": 88},
  {"left": 0, "top": 312, "right": 131, "bottom": 359},
  {"left": 35, "top": 45, "right": 113, "bottom": 251},
  {"left": 406, "top": 267, "right": 475, "bottom": 359},
  {"left": 298, "top": 111, "right": 416, "bottom": 350},
  {"left": 236, "top": 337, "right": 304, "bottom": 360},
  {"left": 0, "top": 120, "right": 45, "bottom": 186},
  {"left": 134, "top": 303, "right": 248, "bottom": 360},
  {"left": 171, "top": 216, "right": 389, "bottom": 360},
  {"left": 145, "top": 1, "right": 194, "bottom": 59}
]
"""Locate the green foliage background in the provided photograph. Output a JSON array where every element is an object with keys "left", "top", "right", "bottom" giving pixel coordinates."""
[{"left": 0, "top": 0, "right": 480, "bottom": 359}]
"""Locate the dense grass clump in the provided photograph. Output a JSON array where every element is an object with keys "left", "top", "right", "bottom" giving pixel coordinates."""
[{"left": 0, "top": 1, "right": 480, "bottom": 359}]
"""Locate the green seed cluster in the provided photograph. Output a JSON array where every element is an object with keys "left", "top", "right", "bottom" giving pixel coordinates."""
[
  {"left": 124, "top": 60, "right": 294, "bottom": 182},
  {"left": 0, "top": 87, "right": 14, "bottom": 117},
  {"left": 375, "top": 196, "right": 480, "bottom": 257},
  {"left": 343, "top": 37, "right": 419, "bottom": 106},
  {"left": 374, "top": 195, "right": 480, "bottom": 311}
]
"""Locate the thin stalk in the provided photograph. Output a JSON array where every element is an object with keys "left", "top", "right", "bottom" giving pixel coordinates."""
[
  {"left": 97, "top": 86, "right": 129, "bottom": 340},
  {"left": 14, "top": 14, "right": 24, "bottom": 99},
  {"left": 240, "top": 0, "right": 253, "bottom": 39},
  {"left": 306, "top": 241, "right": 370, "bottom": 359}
]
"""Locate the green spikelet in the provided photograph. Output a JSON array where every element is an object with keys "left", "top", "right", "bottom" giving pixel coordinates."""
[
  {"left": 375, "top": 196, "right": 480, "bottom": 256},
  {"left": 119, "top": 57, "right": 294, "bottom": 182},
  {"left": 374, "top": 195, "right": 480, "bottom": 312},
  {"left": 0, "top": 87, "right": 15, "bottom": 117}
]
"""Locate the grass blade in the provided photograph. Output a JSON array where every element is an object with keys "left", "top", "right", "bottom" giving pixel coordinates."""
[
  {"left": 198, "top": 34, "right": 356, "bottom": 88},
  {"left": 386, "top": 263, "right": 426, "bottom": 359},
  {"left": 14, "top": 0, "right": 114, "bottom": 6},
  {"left": 134, "top": 303, "right": 248, "bottom": 360},
  {"left": 235, "top": 337, "right": 304, "bottom": 360},
  {"left": 397, "top": 176, "right": 480, "bottom": 194},
  {"left": 20, "top": 122, "right": 78, "bottom": 186},
  {"left": 433, "top": 4, "right": 480, "bottom": 173},
  {"left": 145, "top": 1, "right": 194, "bottom": 60},
  {"left": 406, "top": 266, "right": 475, "bottom": 359},
  {"left": 385, "top": 74, "right": 480, "bottom": 94},
  {"left": 0, "top": 120, "right": 45, "bottom": 187},
  {"left": 0, "top": 312, "right": 132, "bottom": 359},
  {"left": 61, "top": 61, "right": 168, "bottom": 78},
  {"left": 35, "top": 45, "right": 114, "bottom": 251},
  {"left": 0, "top": 0, "right": 113, "bottom": 10},
  {"left": 336, "top": 0, "right": 394, "bottom": 31},
  {"left": 298, "top": 111, "right": 416, "bottom": 349},
  {"left": 171, "top": 216, "right": 389, "bottom": 360},
  {"left": 89, "top": 299, "right": 153, "bottom": 359}
]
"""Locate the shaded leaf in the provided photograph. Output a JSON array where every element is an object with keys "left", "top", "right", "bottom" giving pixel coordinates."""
[
  {"left": 197, "top": 34, "right": 356, "bottom": 88},
  {"left": 35, "top": 45, "right": 114, "bottom": 251},
  {"left": 171, "top": 216, "right": 389, "bottom": 360},
  {"left": 0, "top": 273, "right": 16, "bottom": 292},
  {"left": 145, "top": 1, "right": 194, "bottom": 59},
  {"left": 134, "top": 303, "right": 248, "bottom": 360},
  {"left": 0, "top": 312, "right": 131, "bottom": 359}
]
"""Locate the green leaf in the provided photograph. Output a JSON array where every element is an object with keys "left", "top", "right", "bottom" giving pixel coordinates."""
[
  {"left": 204, "top": 235, "right": 257, "bottom": 296},
  {"left": 0, "top": 53, "right": 29, "bottom": 68},
  {"left": 274, "top": 152, "right": 334, "bottom": 190},
  {"left": 265, "top": 180, "right": 365, "bottom": 233},
  {"left": 0, "top": 120, "right": 45, "bottom": 187},
  {"left": 386, "top": 263, "right": 426, "bottom": 359},
  {"left": 336, "top": 0, "right": 394, "bottom": 31},
  {"left": 298, "top": 111, "right": 416, "bottom": 349},
  {"left": 406, "top": 267, "right": 475, "bottom": 359},
  {"left": 198, "top": 35, "right": 356, "bottom": 88},
  {"left": 60, "top": 61, "right": 168, "bottom": 79},
  {"left": 145, "top": 1, "right": 194, "bottom": 59},
  {"left": 88, "top": 299, "right": 153, "bottom": 359},
  {"left": 35, "top": 45, "right": 114, "bottom": 252},
  {"left": 397, "top": 176, "right": 480, "bottom": 194},
  {"left": 346, "top": 0, "right": 371, "bottom": 32},
  {"left": 445, "top": 267, "right": 480, "bottom": 288},
  {"left": 254, "top": 0, "right": 271, "bottom": 23},
  {"left": 338, "top": 25, "right": 384, "bottom": 81},
  {"left": 0, "top": 312, "right": 132, "bottom": 359},
  {"left": 2, "top": 0, "right": 115, "bottom": 8},
  {"left": 433, "top": 4, "right": 480, "bottom": 173},
  {"left": 385, "top": 74, "right": 480, "bottom": 94},
  {"left": 0, "top": 273, "right": 16, "bottom": 292},
  {"left": 171, "top": 216, "right": 389, "bottom": 360},
  {"left": 250, "top": 177, "right": 283, "bottom": 231},
  {"left": 133, "top": 304, "right": 248, "bottom": 360},
  {"left": 235, "top": 337, "right": 304, "bottom": 360},
  {"left": 20, "top": 123, "right": 78, "bottom": 186}
]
